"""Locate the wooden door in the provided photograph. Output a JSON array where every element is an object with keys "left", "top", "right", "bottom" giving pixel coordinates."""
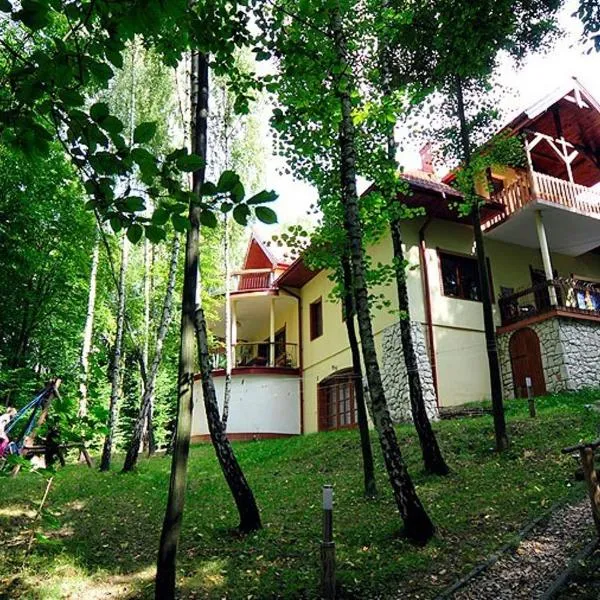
[{"left": 509, "top": 328, "right": 546, "bottom": 398}]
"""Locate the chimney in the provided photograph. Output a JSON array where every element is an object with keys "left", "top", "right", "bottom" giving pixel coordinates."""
[{"left": 419, "top": 142, "right": 434, "bottom": 174}]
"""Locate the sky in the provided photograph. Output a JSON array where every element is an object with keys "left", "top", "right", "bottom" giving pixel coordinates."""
[{"left": 254, "top": 0, "right": 600, "bottom": 239}]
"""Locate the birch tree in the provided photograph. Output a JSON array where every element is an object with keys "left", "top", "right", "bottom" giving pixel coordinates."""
[
  {"left": 123, "top": 233, "right": 180, "bottom": 472},
  {"left": 78, "top": 233, "right": 100, "bottom": 418},
  {"left": 263, "top": 0, "right": 435, "bottom": 543},
  {"left": 100, "top": 235, "right": 129, "bottom": 472}
]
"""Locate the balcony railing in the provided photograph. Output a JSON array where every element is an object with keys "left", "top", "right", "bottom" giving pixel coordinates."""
[
  {"left": 232, "top": 269, "right": 275, "bottom": 291},
  {"left": 211, "top": 342, "right": 299, "bottom": 370},
  {"left": 499, "top": 278, "right": 600, "bottom": 326},
  {"left": 483, "top": 171, "right": 600, "bottom": 230}
]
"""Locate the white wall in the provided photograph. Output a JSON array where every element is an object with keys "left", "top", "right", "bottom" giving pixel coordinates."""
[{"left": 192, "top": 373, "right": 301, "bottom": 437}]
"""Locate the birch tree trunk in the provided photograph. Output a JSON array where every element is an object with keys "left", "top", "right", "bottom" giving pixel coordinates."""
[
  {"left": 341, "top": 253, "right": 377, "bottom": 498},
  {"left": 389, "top": 218, "right": 449, "bottom": 475},
  {"left": 100, "top": 235, "right": 129, "bottom": 472},
  {"left": 455, "top": 75, "right": 508, "bottom": 452},
  {"left": 155, "top": 51, "right": 204, "bottom": 600},
  {"left": 123, "top": 234, "right": 180, "bottom": 473},
  {"left": 331, "top": 7, "right": 434, "bottom": 544},
  {"left": 222, "top": 213, "right": 232, "bottom": 430},
  {"left": 78, "top": 232, "right": 100, "bottom": 418}
]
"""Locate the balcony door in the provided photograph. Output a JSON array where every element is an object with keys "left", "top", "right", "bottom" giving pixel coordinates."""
[{"left": 318, "top": 369, "right": 358, "bottom": 431}]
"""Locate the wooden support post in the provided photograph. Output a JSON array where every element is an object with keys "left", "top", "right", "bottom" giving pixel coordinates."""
[
  {"left": 534, "top": 210, "right": 558, "bottom": 306},
  {"left": 580, "top": 447, "right": 600, "bottom": 538},
  {"left": 269, "top": 297, "right": 275, "bottom": 367},
  {"left": 320, "top": 484, "right": 336, "bottom": 599},
  {"left": 525, "top": 377, "right": 536, "bottom": 418}
]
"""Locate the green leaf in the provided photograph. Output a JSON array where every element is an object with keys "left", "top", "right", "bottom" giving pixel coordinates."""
[
  {"left": 110, "top": 216, "right": 122, "bottom": 233},
  {"left": 102, "top": 115, "right": 124, "bottom": 136},
  {"left": 145, "top": 225, "right": 166, "bottom": 243},
  {"left": 255, "top": 206, "right": 278, "bottom": 225},
  {"left": 231, "top": 181, "right": 245, "bottom": 203},
  {"left": 201, "top": 181, "right": 218, "bottom": 196},
  {"left": 133, "top": 121, "right": 157, "bottom": 145},
  {"left": 105, "top": 48, "right": 124, "bottom": 69},
  {"left": 0, "top": 0, "right": 12, "bottom": 12},
  {"left": 127, "top": 223, "right": 143, "bottom": 244},
  {"left": 151, "top": 207, "right": 170, "bottom": 226},
  {"left": 232, "top": 204, "right": 250, "bottom": 226},
  {"left": 123, "top": 196, "right": 145, "bottom": 213},
  {"left": 58, "top": 89, "right": 84, "bottom": 107},
  {"left": 247, "top": 190, "right": 278, "bottom": 205},
  {"left": 200, "top": 210, "right": 218, "bottom": 228},
  {"left": 217, "top": 170, "right": 240, "bottom": 193},
  {"left": 176, "top": 153, "right": 204, "bottom": 172},
  {"left": 220, "top": 202, "right": 233, "bottom": 213},
  {"left": 90, "top": 102, "right": 109, "bottom": 123},
  {"left": 172, "top": 214, "right": 190, "bottom": 232}
]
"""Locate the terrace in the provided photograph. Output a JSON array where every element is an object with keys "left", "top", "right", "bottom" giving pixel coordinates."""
[{"left": 498, "top": 278, "right": 600, "bottom": 328}]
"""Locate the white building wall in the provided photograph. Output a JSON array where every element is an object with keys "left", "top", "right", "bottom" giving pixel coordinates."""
[{"left": 191, "top": 373, "right": 301, "bottom": 438}]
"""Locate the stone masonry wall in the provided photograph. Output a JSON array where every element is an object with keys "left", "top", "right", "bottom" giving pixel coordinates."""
[
  {"left": 558, "top": 319, "right": 600, "bottom": 390},
  {"left": 498, "top": 316, "right": 600, "bottom": 398},
  {"left": 381, "top": 321, "right": 439, "bottom": 422}
]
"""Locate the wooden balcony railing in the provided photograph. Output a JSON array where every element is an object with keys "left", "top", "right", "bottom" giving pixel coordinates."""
[
  {"left": 211, "top": 342, "right": 299, "bottom": 370},
  {"left": 498, "top": 278, "right": 600, "bottom": 326},
  {"left": 483, "top": 171, "right": 600, "bottom": 230},
  {"left": 233, "top": 269, "right": 274, "bottom": 291}
]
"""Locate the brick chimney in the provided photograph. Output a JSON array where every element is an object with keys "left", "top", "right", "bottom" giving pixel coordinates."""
[{"left": 419, "top": 142, "right": 434, "bottom": 174}]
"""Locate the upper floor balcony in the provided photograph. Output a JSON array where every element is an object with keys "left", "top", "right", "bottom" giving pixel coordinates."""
[
  {"left": 233, "top": 268, "right": 276, "bottom": 292},
  {"left": 482, "top": 170, "right": 600, "bottom": 257},
  {"left": 483, "top": 171, "right": 600, "bottom": 231}
]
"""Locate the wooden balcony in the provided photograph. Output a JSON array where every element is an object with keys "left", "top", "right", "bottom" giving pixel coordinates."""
[
  {"left": 232, "top": 268, "right": 275, "bottom": 291},
  {"left": 211, "top": 342, "right": 299, "bottom": 370},
  {"left": 483, "top": 171, "right": 600, "bottom": 231},
  {"left": 498, "top": 278, "right": 600, "bottom": 328}
]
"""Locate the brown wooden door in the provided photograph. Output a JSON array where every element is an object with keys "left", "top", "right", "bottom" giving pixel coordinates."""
[{"left": 509, "top": 328, "right": 546, "bottom": 398}]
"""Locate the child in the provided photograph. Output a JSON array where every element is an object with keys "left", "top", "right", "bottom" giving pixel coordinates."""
[{"left": 0, "top": 407, "right": 17, "bottom": 457}]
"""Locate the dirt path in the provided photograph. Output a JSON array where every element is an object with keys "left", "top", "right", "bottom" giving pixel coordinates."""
[{"left": 450, "top": 499, "right": 594, "bottom": 600}]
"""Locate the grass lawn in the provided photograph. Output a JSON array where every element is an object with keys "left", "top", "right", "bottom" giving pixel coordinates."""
[{"left": 1, "top": 391, "right": 599, "bottom": 599}]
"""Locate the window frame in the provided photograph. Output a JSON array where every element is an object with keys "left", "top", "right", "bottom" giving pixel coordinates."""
[
  {"left": 318, "top": 369, "right": 358, "bottom": 431},
  {"left": 309, "top": 297, "right": 323, "bottom": 340},
  {"left": 437, "top": 249, "right": 494, "bottom": 303}
]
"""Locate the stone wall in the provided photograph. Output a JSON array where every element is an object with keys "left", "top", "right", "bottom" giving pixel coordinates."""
[
  {"left": 381, "top": 321, "right": 439, "bottom": 422},
  {"left": 558, "top": 319, "right": 600, "bottom": 390},
  {"left": 498, "top": 316, "right": 600, "bottom": 398}
]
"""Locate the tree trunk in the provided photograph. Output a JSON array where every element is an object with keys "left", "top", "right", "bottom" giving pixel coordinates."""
[
  {"left": 222, "top": 213, "right": 232, "bottom": 430},
  {"left": 100, "top": 235, "right": 129, "bottom": 472},
  {"left": 79, "top": 232, "right": 100, "bottom": 418},
  {"left": 195, "top": 307, "right": 262, "bottom": 532},
  {"left": 454, "top": 75, "right": 508, "bottom": 452},
  {"left": 123, "top": 234, "right": 180, "bottom": 473},
  {"left": 389, "top": 219, "right": 449, "bottom": 475},
  {"left": 141, "top": 237, "right": 154, "bottom": 453},
  {"left": 155, "top": 51, "right": 206, "bottom": 600},
  {"left": 341, "top": 253, "right": 377, "bottom": 498},
  {"left": 190, "top": 61, "right": 261, "bottom": 534},
  {"left": 330, "top": 7, "right": 434, "bottom": 544}
]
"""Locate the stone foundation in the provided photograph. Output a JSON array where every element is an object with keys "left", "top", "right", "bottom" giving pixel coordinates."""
[
  {"left": 498, "top": 316, "right": 600, "bottom": 398},
  {"left": 381, "top": 321, "right": 439, "bottom": 422}
]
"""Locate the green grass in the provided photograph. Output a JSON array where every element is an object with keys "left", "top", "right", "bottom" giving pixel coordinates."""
[{"left": 1, "top": 390, "right": 599, "bottom": 599}]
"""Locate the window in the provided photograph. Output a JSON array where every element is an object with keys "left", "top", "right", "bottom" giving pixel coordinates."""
[
  {"left": 439, "top": 252, "right": 490, "bottom": 302},
  {"left": 318, "top": 371, "right": 358, "bottom": 431},
  {"left": 310, "top": 298, "right": 323, "bottom": 340}
]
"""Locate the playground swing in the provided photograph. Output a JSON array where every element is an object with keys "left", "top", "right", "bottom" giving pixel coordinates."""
[{"left": 0, "top": 379, "right": 93, "bottom": 474}]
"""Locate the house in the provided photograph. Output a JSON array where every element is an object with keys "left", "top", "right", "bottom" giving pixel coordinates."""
[{"left": 191, "top": 78, "right": 600, "bottom": 442}]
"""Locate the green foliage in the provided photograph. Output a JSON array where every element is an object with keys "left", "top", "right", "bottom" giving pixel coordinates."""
[
  {"left": 576, "top": 0, "right": 600, "bottom": 52},
  {"left": 0, "top": 144, "right": 95, "bottom": 408}
]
